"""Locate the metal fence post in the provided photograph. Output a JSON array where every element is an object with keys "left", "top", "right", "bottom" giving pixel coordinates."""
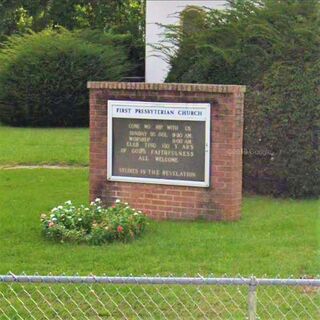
[{"left": 248, "top": 276, "right": 257, "bottom": 320}]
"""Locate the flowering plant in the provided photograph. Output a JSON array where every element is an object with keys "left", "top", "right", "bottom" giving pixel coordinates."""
[{"left": 40, "top": 199, "right": 147, "bottom": 245}]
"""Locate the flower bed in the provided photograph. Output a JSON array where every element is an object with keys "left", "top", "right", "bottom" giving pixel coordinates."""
[{"left": 40, "top": 199, "right": 147, "bottom": 245}]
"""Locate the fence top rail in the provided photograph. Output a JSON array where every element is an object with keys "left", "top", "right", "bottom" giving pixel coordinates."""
[{"left": 0, "top": 275, "right": 319, "bottom": 287}]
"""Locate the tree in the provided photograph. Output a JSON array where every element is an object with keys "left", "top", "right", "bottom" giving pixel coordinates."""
[
  {"left": 0, "top": 0, "right": 145, "bottom": 75},
  {"left": 165, "top": 0, "right": 320, "bottom": 197},
  {"left": 0, "top": 1, "right": 145, "bottom": 42}
]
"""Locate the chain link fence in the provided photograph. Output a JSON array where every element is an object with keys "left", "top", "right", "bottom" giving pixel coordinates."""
[{"left": 0, "top": 274, "right": 319, "bottom": 319}]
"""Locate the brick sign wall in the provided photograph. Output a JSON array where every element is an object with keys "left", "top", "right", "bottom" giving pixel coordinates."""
[{"left": 88, "top": 82, "right": 245, "bottom": 221}]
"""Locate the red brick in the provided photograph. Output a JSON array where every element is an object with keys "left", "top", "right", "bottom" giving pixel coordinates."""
[{"left": 89, "top": 82, "right": 245, "bottom": 221}]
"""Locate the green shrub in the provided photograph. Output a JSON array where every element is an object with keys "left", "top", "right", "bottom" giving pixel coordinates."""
[
  {"left": 40, "top": 199, "right": 147, "bottom": 245},
  {"left": 72, "top": 29, "right": 144, "bottom": 77},
  {"left": 165, "top": 0, "right": 320, "bottom": 198},
  {"left": 0, "top": 28, "right": 131, "bottom": 127},
  {"left": 244, "top": 62, "right": 320, "bottom": 197}
]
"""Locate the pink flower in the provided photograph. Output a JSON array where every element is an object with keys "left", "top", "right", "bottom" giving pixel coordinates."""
[
  {"left": 117, "top": 226, "right": 123, "bottom": 233},
  {"left": 48, "top": 221, "right": 55, "bottom": 228}
]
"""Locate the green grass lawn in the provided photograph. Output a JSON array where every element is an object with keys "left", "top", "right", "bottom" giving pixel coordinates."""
[
  {"left": 0, "top": 126, "right": 89, "bottom": 166},
  {"left": 0, "top": 169, "right": 318, "bottom": 277},
  {"left": 0, "top": 126, "right": 318, "bottom": 276},
  {"left": 0, "top": 126, "right": 318, "bottom": 319}
]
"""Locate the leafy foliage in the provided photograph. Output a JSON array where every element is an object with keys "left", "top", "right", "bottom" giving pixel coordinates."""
[
  {"left": 165, "top": 0, "right": 320, "bottom": 197},
  {"left": 0, "top": 28, "right": 130, "bottom": 126},
  {"left": 0, "top": 1, "right": 145, "bottom": 39},
  {"left": 244, "top": 62, "right": 320, "bottom": 197},
  {"left": 0, "top": 1, "right": 145, "bottom": 76},
  {"left": 40, "top": 198, "right": 147, "bottom": 245},
  {"left": 72, "top": 28, "right": 144, "bottom": 77}
]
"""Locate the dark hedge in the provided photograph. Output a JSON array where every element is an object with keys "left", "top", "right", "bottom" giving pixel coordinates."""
[
  {"left": 244, "top": 62, "right": 319, "bottom": 198},
  {"left": 165, "top": 0, "right": 320, "bottom": 198},
  {"left": 0, "top": 28, "right": 131, "bottom": 127}
]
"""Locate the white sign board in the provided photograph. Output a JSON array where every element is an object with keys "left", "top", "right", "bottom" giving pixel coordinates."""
[{"left": 107, "top": 100, "right": 211, "bottom": 187}]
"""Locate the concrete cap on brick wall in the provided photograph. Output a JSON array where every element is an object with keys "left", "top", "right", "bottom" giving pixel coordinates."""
[{"left": 87, "top": 82, "right": 246, "bottom": 93}]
